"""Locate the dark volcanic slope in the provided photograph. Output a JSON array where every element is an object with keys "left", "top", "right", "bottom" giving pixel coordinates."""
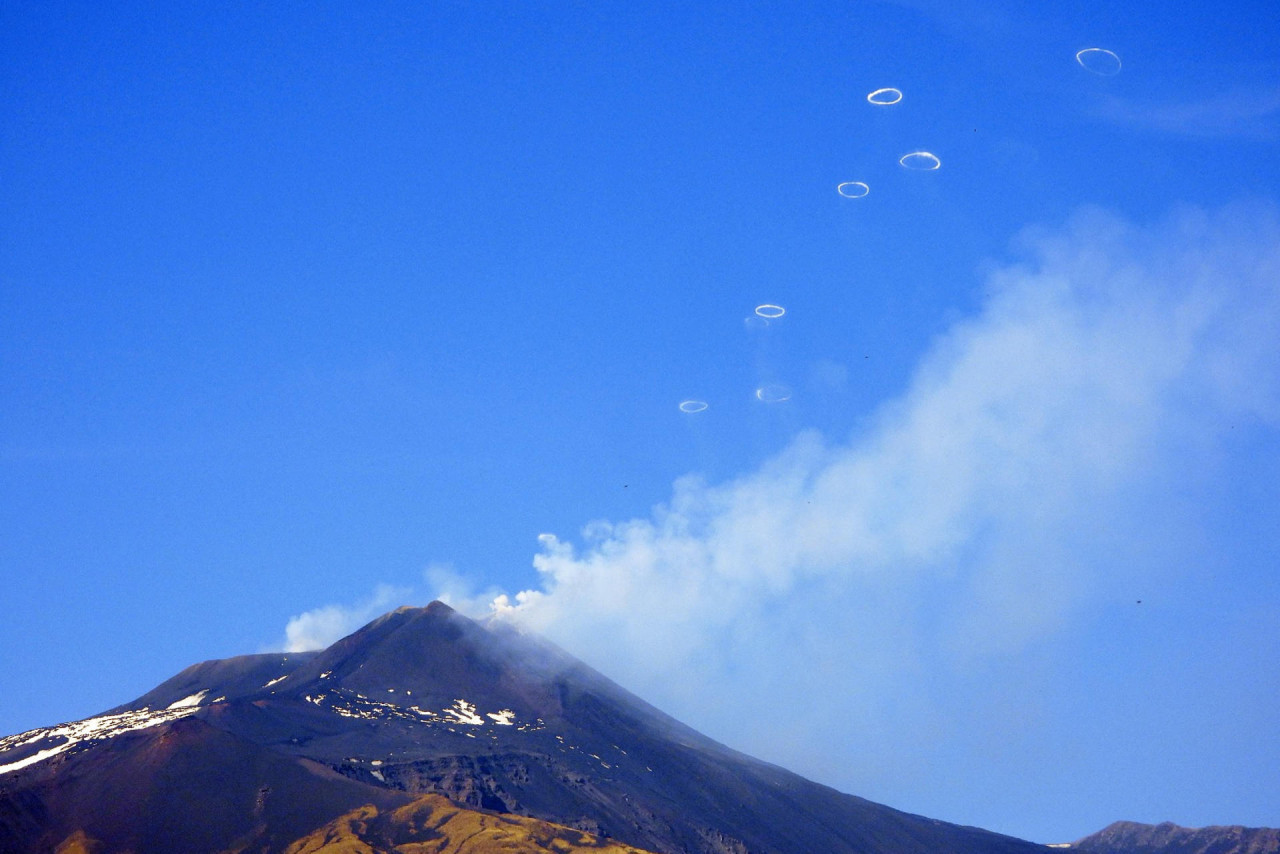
[
  {"left": 1074, "top": 822, "right": 1280, "bottom": 854},
  {"left": 3, "top": 602, "right": 1051, "bottom": 854},
  {"left": 0, "top": 715, "right": 411, "bottom": 854},
  {"left": 118, "top": 649, "right": 319, "bottom": 712}
]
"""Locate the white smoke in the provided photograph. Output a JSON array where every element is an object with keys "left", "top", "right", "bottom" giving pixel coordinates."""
[
  {"left": 283, "top": 583, "right": 408, "bottom": 652},
  {"left": 487, "top": 203, "right": 1280, "bottom": 806}
]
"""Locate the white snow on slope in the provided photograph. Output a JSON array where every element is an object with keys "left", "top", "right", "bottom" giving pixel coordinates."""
[
  {"left": 0, "top": 706, "right": 201, "bottom": 776},
  {"left": 302, "top": 690, "right": 531, "bottom": 734},
  {"left": 167, "top": 690, "right": 209, "bottom": 709},
  {"left": 443, "top": 699, "right": 485, "bottom": 726},
  {"left": 1, "top": 689, "right": 541, "bottom": 778}
]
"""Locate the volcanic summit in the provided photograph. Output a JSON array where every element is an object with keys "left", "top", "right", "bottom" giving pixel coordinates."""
[{"left": 1, "top": 602, "right": 1052, "bottom": 854}]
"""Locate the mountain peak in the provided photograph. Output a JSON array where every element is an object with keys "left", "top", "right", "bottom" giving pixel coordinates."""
[
  {"left": 386, "top": 600, "right": 456, "bottom": 618},
  {"left": 358, "top": 599, "right": 458, "bottom": 633},
  {"left": 296, "top": 600, "right": 484, "bottom": 688}
]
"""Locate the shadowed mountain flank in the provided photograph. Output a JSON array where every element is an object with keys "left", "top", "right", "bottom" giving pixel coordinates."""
[{"left": 0, "top": 716, "right": 410, "bottom": 854}]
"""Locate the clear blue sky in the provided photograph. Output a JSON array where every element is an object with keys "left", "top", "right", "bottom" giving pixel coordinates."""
[{"left": 3, "top": 0, "right": 1278, "bottom": 843}]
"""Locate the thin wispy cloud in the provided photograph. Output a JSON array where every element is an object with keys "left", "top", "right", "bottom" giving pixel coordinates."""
[{"left": 1094, "top": 85, "right": 1280, "bottom": 139}]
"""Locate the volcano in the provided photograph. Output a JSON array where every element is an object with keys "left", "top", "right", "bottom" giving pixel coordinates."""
[{"left": 1, "top": 602, "right": 1051, "bottom": 854}]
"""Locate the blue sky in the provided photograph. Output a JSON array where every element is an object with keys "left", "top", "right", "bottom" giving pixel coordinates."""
[{"left": 2, "top": 0, "right": 1278, "bottom": 843}]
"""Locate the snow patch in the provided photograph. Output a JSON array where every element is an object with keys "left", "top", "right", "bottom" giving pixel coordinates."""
[
  {"left": 0, "top": 745, "right": 69, "bottom": 775},
  {"left": 443, "top": 699, "right": 485, "bottom": 726},
  {"left": 167, "top": 690, "right": 208, "bottom": 709},
  {"left": 263, "top": 675, "right": 289, "bottom": 688},
  {"left": 486, "top": 709, "right": 516, "bottom": 726},
  {"left": 0, "top": 707, "right": 201, "bottom": 776}
]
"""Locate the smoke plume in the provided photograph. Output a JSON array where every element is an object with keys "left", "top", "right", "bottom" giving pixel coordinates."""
[
  {"left": 487, "top": 203, "right": 1280, "bottom": 811},
  {"left": 284, "top": 203, "right": 1280, "bottom": 835}
]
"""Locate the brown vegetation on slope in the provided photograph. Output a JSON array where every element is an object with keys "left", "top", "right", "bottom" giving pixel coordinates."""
[{"left": 282, "top": 792, "right": 661, "bottom": 854}]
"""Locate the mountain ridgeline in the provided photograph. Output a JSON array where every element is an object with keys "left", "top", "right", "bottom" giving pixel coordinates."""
[
  {"left": 0, "top": 602, "right": 1260, "bottom": 854},
  {"left": 1071, "top": 822, "right": 1280, "bottom": 854}
]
